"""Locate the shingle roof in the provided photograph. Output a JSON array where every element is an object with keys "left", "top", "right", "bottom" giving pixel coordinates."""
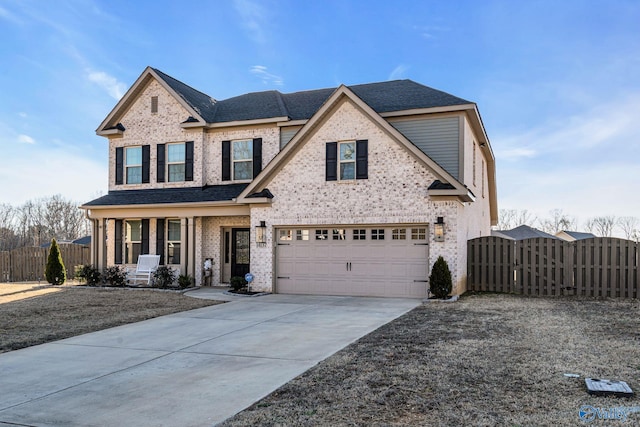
[
  {"left": 151, "top": 68, "right": 472, "bottom": 125},
  {"left": 83, "top": 184, "right": 248, "bottom": 207},
  {"left": 560, "top": 231, "right": 596, "bottom": 240}
]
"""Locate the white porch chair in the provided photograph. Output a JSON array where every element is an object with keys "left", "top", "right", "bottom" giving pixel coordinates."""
[{"left": 126, "top": 254, "right": 161, "bottom": 286}]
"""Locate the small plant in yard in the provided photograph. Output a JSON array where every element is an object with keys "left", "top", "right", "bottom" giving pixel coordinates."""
[
  {"left": 103, "top": 266, "right": 127, "bottom": 287},
  {"left": 75, "top": 264, "right": 102, "bottom": 286},
  {"left": 153, "top": 266, "right": 176, "bottom": 288},
  {"left": 177, "top": 274, "right": 194, "bottom": 289},
  {"left": 229, "top": 276, "right": 247, "bottom": 291},
  {"left": 45, "top": 238, "right": 66, "bottom": 285},
  {"left": 429, "top": 256, "right": 452, "bottom": 299}
]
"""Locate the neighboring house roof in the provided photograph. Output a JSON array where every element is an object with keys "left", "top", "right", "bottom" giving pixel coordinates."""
[
  {"left": 82, "top": 184, "right": 248, "bottom": 208},
  {"left": 491, "top": 225, "right": 558, "bottom": 240},
  {"left": 555, "top": 230, "right": 596, "bottom": 241},
  {"left": 72, "top": 236, "right": 91, "bottom": 245}
]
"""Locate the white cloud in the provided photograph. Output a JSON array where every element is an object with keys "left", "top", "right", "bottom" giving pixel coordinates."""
[
  {"left": 18, "top": 134, "right": 35, "bottom": 144},
  {"left": 389, "top": 64, "right": 409, "bottom": 80},
  {"left": 497, "top": 147, "right": 536, "bottom": 160},
  {"left": 86, "top": 69, "right": 126, "bottom": 99},
  {"left": 234, "top": 0, "right": 268, "bottom": 44},
  {"left": 250, "top": 65, "right": 284, "bottom": 86}
]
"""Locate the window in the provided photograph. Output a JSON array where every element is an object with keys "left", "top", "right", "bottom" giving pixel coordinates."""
[
  {"left": 125, "top": 220, "right": 142, "bottom": 264},
  {"left": 315, "top": 229, "right": 328, "bottom": 240},
  {"left": 326, "top": 140, "right": 368, "bottom": 181},
  {"left": 151, "top": 96, "right": 158, "bottom": 113},
  {"left": 411, "top": 228, "right": 427, "bottom": 240},
  {"left": 339, "top": 142, "right": 356, "bottom": 180},
  {"left": 333, "top": 229, "right": 346, "bottom": 240},
  {"left": 233, "top": 140, "right": 253, "bottom": 180},
  {"left": 125, "top": 147, "right": 142, "bottom": 184},
  {"left": 392, "top": 228, "right": 407, "bottom": 240},
  {"left": 222, "top": 139, "right": 262, "bottom": 182},
  {"left": 167, "top": 219, "right": 181, "bottom": 264},
  {"left": 371, "top": 229, "right": 385, "bottom": 240},
  {"left": 167, "top": 143, "right": 185, "bottom": 182},
  {"left": 353, "top": 229, "right": 366, "bottom": 240},
  {"left": 296, "top": 229, "right": 309, "bottom": 241},
  {"left": 279, "top": 229, "right": 293, "bottom": 241}
]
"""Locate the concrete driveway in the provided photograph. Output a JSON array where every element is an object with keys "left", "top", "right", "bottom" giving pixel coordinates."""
[{"left": 0, "top": 290, "right": 421, "bottom": 426}]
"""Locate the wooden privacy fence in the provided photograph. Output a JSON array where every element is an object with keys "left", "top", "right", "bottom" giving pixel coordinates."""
[
  {"left": 468, "top": 237, "right": 639, "bottom": 298},
  {"left": 0, "top": 244, "right": 90, "bottom": 283}
]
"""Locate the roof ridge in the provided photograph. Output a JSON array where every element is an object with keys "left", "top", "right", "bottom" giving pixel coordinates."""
[{"left": 151, "top": 68, "right": 216, "bottom": 102}]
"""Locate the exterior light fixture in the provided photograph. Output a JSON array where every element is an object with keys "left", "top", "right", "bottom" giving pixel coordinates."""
[
  {"left": 434, "top": 217, "right": 445, "bottom": 242},
  {"left": 256, "top": 221, "right": 267, "bottom": 246}
]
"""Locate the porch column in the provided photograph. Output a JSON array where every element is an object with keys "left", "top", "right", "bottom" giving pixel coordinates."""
[
  {"left": 180, "top": 218, "right": 188, "bottom": 275},
  {"left": 187, "top": 217, "right": 196, "bottom": 277},
  {"left": 90, "top": 219, "right": 98, "bottom": 267},
  {"left": 96, "top": 219, "right": 107, "bottom": 270}
]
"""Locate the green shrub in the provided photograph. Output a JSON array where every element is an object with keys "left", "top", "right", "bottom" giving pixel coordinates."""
[
  {"left": 45, "top": 238, "right": 66, "bottom": 285},
  {"left": 103, "top": 266, "right": 127, "bottom": 287},
  {"left": 230, "top": 276, "right": 247, "bottom": 291},
  {"left": 75, "top": 264, "right": 102, "bottom": 286},
  {"left": 429, "top": 256, "right": 452, "bottom": 299},
  {"left": 153, "top": 266, "right": 176, "bottom": 288},
  {"left": 177, "top": 274, "right": 194, "bottom": 289}
]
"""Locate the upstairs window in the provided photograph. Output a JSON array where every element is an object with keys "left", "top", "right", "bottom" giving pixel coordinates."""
[
  {"left": 233, "top": 139, "right": 253, "bottom": 180},
  {"left": 125, "top": 147, "right": 142, "bottom": 184},
  {"left": 326, "top": 140, "right": 368, "bottom": 181},
  {"left": 222, "top": 139, "right": 262, "bottom": 182},
  {"left": 167, "top": 143, "right": 186, "bottom": 182}
]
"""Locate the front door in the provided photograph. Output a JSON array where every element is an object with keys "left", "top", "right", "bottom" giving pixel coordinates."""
[{"left": 231, "top": 228, "right": 250, "bottom": 278}]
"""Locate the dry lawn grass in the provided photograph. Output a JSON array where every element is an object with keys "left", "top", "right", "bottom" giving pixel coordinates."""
[
  {"left": 222, "top": 294, "right": 640, "bottom": 427},
  {"left": 0, "top": 283, "right": 220, "bottom": 353}
]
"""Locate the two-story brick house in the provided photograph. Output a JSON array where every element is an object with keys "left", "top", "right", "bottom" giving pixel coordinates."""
[{"left": 82, "top": 66, "right": 497, "bottom": 297}]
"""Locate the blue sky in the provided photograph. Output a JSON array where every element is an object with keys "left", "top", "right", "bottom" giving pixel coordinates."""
[{"left": 1, "top": 0, "right": 638, "bottom": 227}]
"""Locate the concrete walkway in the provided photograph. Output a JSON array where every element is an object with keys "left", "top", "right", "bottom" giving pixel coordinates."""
[{"left": 0, "top": 290, "right": 421, "bottom": 426}]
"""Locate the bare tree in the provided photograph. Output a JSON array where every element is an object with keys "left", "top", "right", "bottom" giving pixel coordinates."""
[
  {"left": 0, "top": 204, "right": 17, "bottom": 251},
  {"left": 616, "top": 216, "right": 639, "bottom": 240},
  {"left": 586, "top": 216, "right": 617, "bottom": 237},
  {"left": 497, "top": 209, "right": 537, "bottom": 230},
  {"left": 538, "top": 209, "right": 576, "bottom": 234}
]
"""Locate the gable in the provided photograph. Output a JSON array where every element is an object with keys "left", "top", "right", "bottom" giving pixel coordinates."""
[{"left": 238, "top": 86, "right": 472, "bottom": 203}]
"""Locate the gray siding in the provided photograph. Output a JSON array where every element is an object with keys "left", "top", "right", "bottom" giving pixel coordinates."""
[
  {"left": 390, "top": 117, "right": 459, "bottom": 179},
  {"left": 280, "top": 126, "right": 302, "bottom": 149}
]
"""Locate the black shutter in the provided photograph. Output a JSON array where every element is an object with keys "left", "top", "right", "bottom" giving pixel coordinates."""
[
  {"left": 142, "top": 145, "right": 150, "bottom": 183},
  {"left": 115, "top": 147, "right": 123, "bottom": 185},
  {"left": 222, "top": 140, "right": 231, "bottom": 181},
  {"left": 114, "top": 220, "right": 123, "bottom": 264},
  {"left": 356, "top": 139, "right": 368, "bottom": 180},
  {"left": 157, "top": 144, "right": 165, "bottom": 183},
  {"left": 141, "top": 219, "right": 149, "bottom": 255},
  {"left": 252, "top": 138, "right": 262, "bottom": 178},
  {"left": 185, "top": 141, "right": 194, "bottom": 181},
  {"left": 156, "top": 219, "right": 165, "bottom": 265},
  {"left": 326, "top": 142, "right": 337, "bottom": 181}
]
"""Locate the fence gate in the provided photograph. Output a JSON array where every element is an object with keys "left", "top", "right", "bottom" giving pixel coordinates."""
[{"left": 468, "top": 237, "right": 639, "bottom": 298}]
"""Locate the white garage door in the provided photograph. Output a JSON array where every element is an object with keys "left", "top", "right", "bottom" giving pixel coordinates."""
[{"left": 275, "top": 226, "right": 429, "bottom": 298}]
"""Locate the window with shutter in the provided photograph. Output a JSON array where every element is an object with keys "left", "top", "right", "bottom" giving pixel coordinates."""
[{"left": 326, "top": 140, "right": 368, "bottom": 181}]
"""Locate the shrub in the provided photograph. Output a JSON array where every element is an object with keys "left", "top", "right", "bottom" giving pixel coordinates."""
[
  {"left": 103, "top": 266, "right": 127, "bottom": 287},
  {"left": 45, "top": 238, "right": 66, "bottom": 285},
  {"left": 75, "top": 264, "right": 102, "bottom": 286},
  {"left": 153, "top": 266, "right": 176, "bottom": 288},
  {"left": 429, "top": 256, "right": 452, "bottom": 299},
  {"left": 230, "top": 276, "right": 247, "bottom": 291},
  {"left": 177, "top": 274, "right": 194, "bottom": 289}
]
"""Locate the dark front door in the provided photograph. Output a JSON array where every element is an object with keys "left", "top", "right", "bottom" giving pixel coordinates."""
[{"left": 231, "top": 228, "right": 250, "bottom": 278}]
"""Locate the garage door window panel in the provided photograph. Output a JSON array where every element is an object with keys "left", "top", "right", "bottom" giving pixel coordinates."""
[
  {"left": 316, "top": 229, "right": 328, "bottom": 240},
  {"left": 279, "top": 229, "right": 293, "bottom": 241},
  {"left": 392, "top": 228, "right": 407, "bottom": 240},
  {"left": 412, "top": 228, "right": 427, "bottom": 240},
  {"left": 333, "top": 229, "right": 346, "bottom": 240},
  {"left": 296, "top": 230, "right": 309, "bottom": 241},
  {"left": 372, "top": 229, "right": 385, "bottom": 240},
  {"left": 353, "top": 229, "right": 366, "bottom": 240}
]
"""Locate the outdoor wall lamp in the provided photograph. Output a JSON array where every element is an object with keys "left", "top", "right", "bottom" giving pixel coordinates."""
[
  {"left": 256, "top": 221, "right": 267, "bottom": 246},
  {"left": 434, "top": 217, "right": 445, "bottom": 242}
]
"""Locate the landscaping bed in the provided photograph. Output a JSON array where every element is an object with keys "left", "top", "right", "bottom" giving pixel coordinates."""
[
  {"left": 0, "top": 283, "right": 220, "bottom": 353},
  {"left": 221, "top": 293, "right": 640, "bottom": 426}
]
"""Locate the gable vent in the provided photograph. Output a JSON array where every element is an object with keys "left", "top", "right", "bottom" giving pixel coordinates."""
[{"left": 151, "top": 96, "right": 158, "bottom": 113}]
